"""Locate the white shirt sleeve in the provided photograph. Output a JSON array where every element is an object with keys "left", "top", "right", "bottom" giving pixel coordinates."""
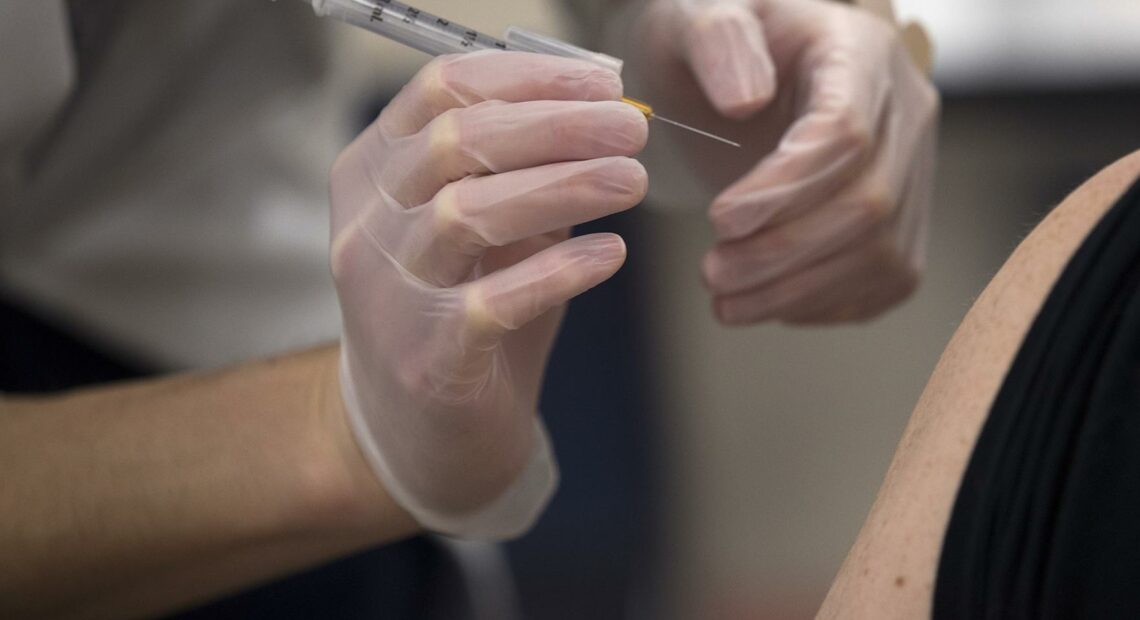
[
  {"left": 0, "top": 1, "right": 75, "bottom": 165},
  {"left": 0, "top": 1, "right": 357, "bottom": 370}
]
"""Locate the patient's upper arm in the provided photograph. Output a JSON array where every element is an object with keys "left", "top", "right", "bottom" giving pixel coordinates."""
[{"left": 816, "top": 149, "right": 1140, "bottom": 619}]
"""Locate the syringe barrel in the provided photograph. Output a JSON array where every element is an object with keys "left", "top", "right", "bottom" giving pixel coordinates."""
[
  {"left": 306, "top": 0, "right": 507, "bottom": 56},
  {"left": 305, "top": 0, "right": 623, "bottom": 74},
  {"left": 503, "top": 27, "right": 623, "bottom": 75}
]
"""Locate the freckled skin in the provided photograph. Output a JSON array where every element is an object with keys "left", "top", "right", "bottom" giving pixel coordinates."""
[{"left": 816, "top": 150, "right": 1140, "bottom": 620}]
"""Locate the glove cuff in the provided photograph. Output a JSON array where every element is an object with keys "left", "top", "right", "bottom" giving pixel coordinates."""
[{"left": 339, "top": 349, "right": 559, "bottom": 541}]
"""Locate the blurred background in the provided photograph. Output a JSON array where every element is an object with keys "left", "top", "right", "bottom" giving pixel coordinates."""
[
  {"left": 4, "top": 0, "right": 1138, "bottom": 618},
  {"left": 344, "top": 1, "right": 1139, "bottom": 618},
  {"left": 256, "top": 1, "right": 1140, "bottom": 618}
]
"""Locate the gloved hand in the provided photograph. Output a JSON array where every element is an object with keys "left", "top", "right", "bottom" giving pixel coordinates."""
[
  {"left": 628, "top": 0, "right": 939, "bottom": 324},
  {"left": 329, "top": 51, "right": 648, "bottom": 539}
]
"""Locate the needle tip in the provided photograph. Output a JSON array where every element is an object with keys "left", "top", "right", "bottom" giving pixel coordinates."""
[{"left": 652, "top": 114, "right": 741, "bottom": 148}]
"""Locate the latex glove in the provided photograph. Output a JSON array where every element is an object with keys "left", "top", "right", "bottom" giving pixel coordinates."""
[
  {"left": 631, "top": 0, "right": 939, "bottom": 325},
  {"left": 330, "top": 51, "right": 648, "bottom": 539}
]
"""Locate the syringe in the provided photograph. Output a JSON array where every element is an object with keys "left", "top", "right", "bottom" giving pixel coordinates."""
[{"left": 296, "top": 0, "right": 741, "bottom": 148}]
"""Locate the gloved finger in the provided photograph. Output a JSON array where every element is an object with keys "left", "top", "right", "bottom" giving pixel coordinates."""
[
  {"left": 775, "top": 251, "right": 916, "bottom": 324},
  {"left": 405, "top": 157, "right": 646, "bottom": 286},
  {"left": 711, "top": 233, "right": 914, "bottom": 325},
  {"left": 382, "top": 100, "right": 647, "bottom": 207},
  {"left": 394, "top": 158, "right": 647, "bottom": 287},
  {"left": 784, "top": 271, "right": 915, "bottom": 325},
  {"left": 673, "top": 1, "right": 775, "bottom": 118},
  {"left": 378, "top": 51, "right": 624, "bottom": 138},
  {"left": 480, "top": 235, "right": 574, "bottom": 387},
  {"left": 462, "top": 233, "right": 627, "bottom": 347},
  {"left": 702, "top": 175, "right": 892, "bottom": 296},
  {"left": 480, "top": 231, "right": 573, "bottom": 279},
  {"left": 708, "top": 56, "right": 891, "bottom": 240},
  {"left": 710, "top": 243, "right": 868, "bottom": 324}
]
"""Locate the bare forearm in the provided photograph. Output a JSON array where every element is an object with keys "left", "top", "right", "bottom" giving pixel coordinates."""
[{"left": 0, "top": 345, "right": 418, "bottom": 618}]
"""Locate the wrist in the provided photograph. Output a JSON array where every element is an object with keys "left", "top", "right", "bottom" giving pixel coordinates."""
[{"left": 304, "top": 345, "right": 420, "bottom": 541}]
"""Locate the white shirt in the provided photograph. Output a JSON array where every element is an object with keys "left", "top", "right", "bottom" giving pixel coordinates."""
[{"left": 1, "top": 1, "right": 355, "bottom": 369}]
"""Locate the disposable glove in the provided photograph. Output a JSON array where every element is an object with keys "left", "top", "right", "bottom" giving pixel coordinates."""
[
  {"left": 330, "top": 51, "right": 648, "bottom": 539},
  {"left": 629, "top": 0, "right": 938, "bottom": 324}
]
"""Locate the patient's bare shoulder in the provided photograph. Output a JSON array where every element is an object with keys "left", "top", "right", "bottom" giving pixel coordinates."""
[{"left": 817, "top": 150, "right": 1140, "bottom": 619}]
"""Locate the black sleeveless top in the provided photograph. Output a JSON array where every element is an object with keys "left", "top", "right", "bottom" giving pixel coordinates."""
[{"left": 935, "top": 175, "right": 1140, "bottom": 618}]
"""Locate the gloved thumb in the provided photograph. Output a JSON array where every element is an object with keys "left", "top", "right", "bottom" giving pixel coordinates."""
[{"left": 676, "top": 1, "right": 775, "bottom": 119}]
